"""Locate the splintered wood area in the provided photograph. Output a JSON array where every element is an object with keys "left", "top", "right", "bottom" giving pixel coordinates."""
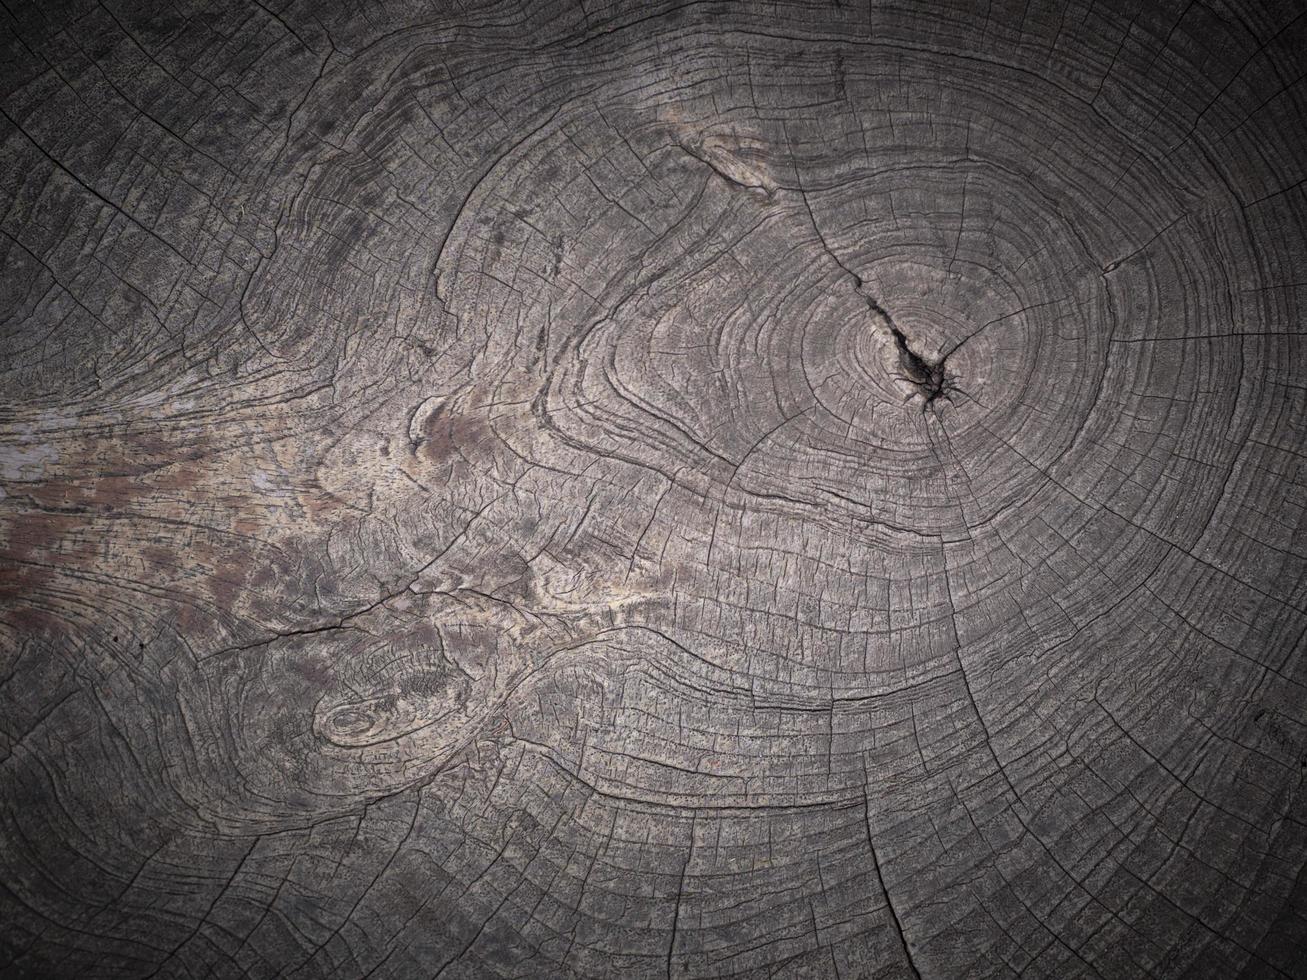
[{"left": 2, "top": 1, "right": 1306, "bottom": 978}]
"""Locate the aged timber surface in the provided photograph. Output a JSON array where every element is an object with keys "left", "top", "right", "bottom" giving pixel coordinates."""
[{"left": 2, "top": 0, "right": 1306, "bottom": 977}]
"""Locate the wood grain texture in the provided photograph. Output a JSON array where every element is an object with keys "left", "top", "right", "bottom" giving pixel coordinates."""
[{"left": 2, "top": 0, "right": 1306, "bottom": 976}]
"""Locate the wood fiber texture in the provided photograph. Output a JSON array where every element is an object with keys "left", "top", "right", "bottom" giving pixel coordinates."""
[{"left": 2, "top": 0, "right": 1307, "bottom": 977}]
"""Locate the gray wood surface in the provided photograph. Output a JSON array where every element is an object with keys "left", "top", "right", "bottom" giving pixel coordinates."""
[{"left": 2, "top": 0, "right": 1306, "bottom": 976}]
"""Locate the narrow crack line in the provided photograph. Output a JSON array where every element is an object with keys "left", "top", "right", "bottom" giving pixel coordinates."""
[
  {"left": 862, "top": 787, "right": 923, "bottom": 980},
  {"left": 788, "top": 161, "right": 951, "bottom": 405},
  {"left": 667, "top": 813, "right": 694, "bottom": 979},
  {"left": 938, "top": 296, "right": 1066, "bottom": 362}
]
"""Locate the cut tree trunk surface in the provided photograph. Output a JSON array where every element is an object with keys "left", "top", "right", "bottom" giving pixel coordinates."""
[{"left": 2, "top": 1, "right": 1306, "bottom": 977}]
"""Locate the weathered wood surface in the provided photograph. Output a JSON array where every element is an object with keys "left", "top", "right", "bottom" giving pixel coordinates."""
[{"left": 2, "top": 0, "right": 1306, "bottom": 976}]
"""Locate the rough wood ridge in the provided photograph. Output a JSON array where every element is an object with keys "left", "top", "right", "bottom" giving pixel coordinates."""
[{"left": 2, "top": 0, "right": 1306, "bottom": 977}]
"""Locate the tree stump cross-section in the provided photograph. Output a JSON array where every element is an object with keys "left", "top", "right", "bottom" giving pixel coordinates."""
[{"left": 2, "top": 1, "right": 1306, "bottom": 977}]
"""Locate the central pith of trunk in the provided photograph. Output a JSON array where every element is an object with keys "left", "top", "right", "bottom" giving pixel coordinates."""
[{"left": 862, "top": 294, "right": 951, "bottom": 405}]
